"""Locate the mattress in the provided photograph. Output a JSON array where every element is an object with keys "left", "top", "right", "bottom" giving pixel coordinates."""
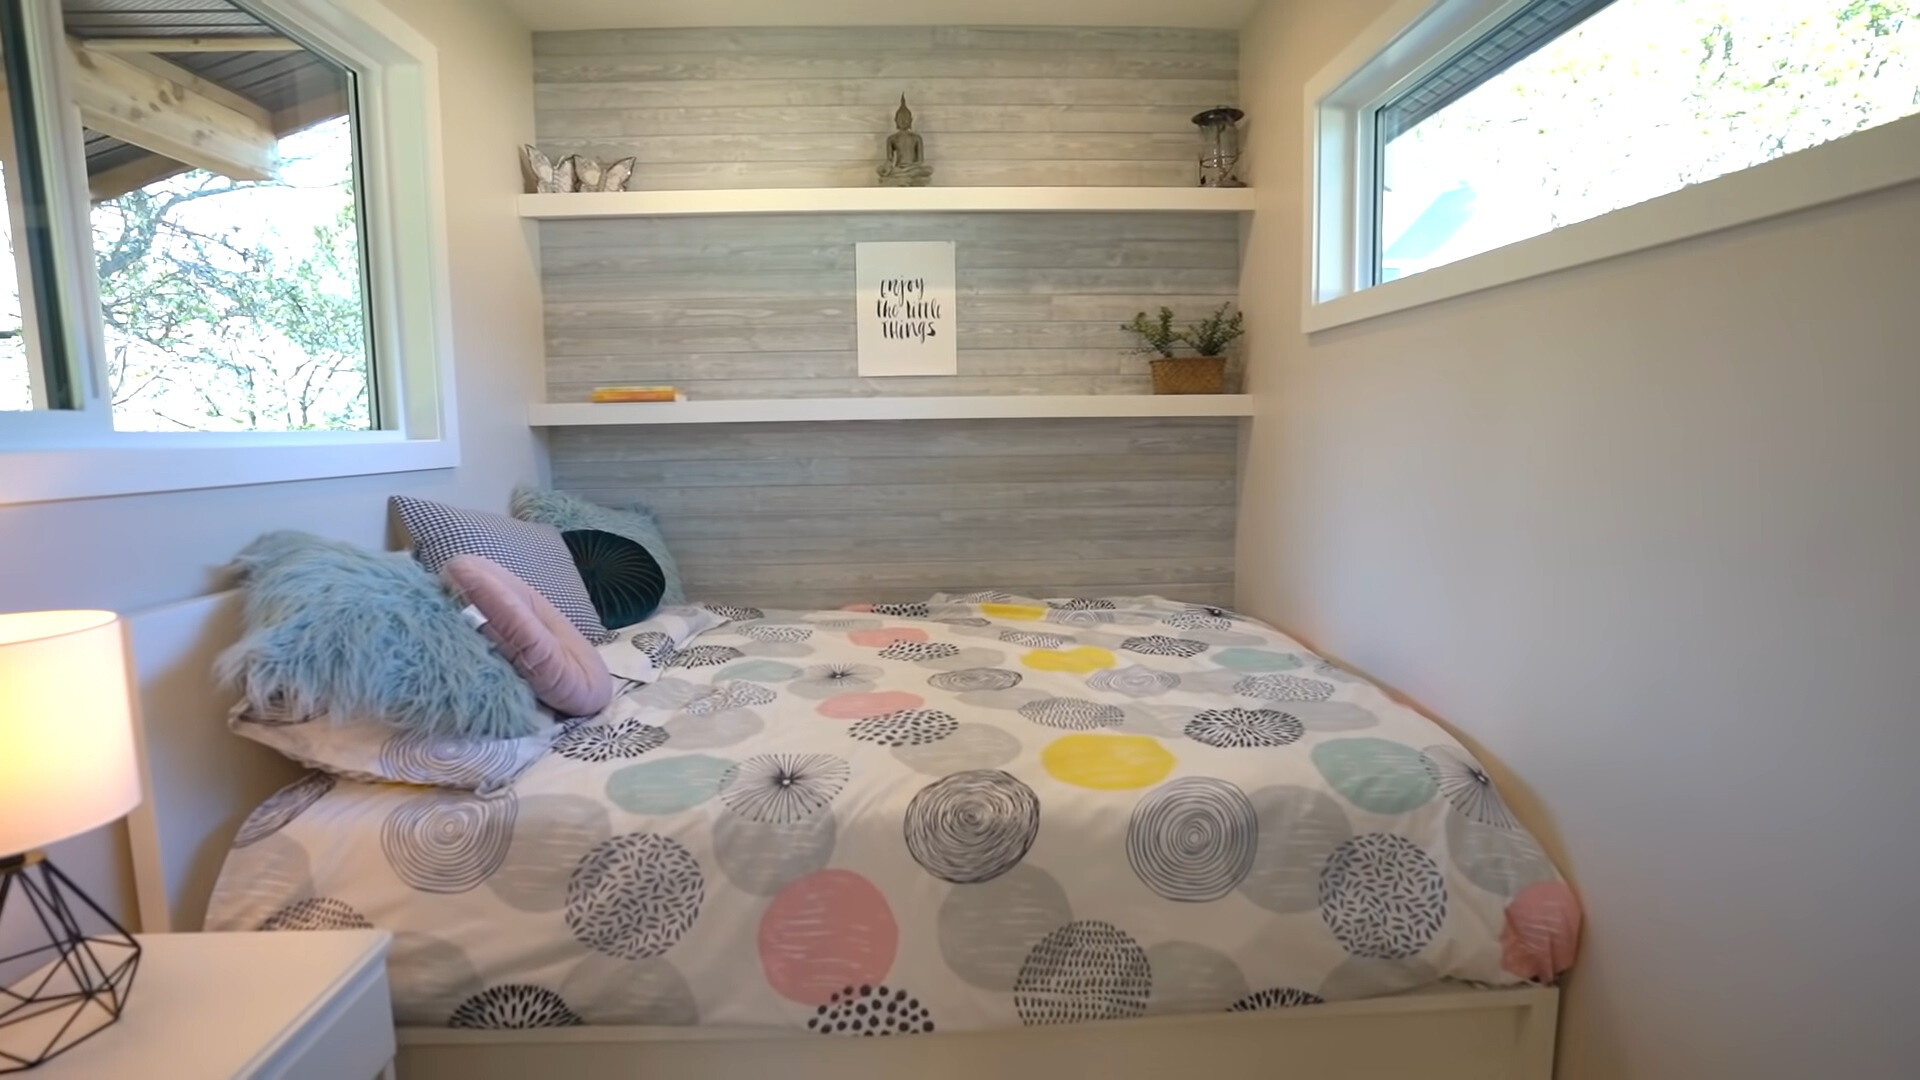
[{"left": 204, "top": 594, "right": 1578, "bottom": 1033}]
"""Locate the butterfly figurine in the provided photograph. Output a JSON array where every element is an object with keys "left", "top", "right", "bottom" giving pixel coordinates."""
[
  {"left": 521, "top": 144, "right": 576, "bottom": 194},
  {"left": 523, "top": 145, "right": 635, "bottom": 192},
  {"left": 573, "top": 155, "right": 636, "bottom": 192},
  {"left": 599, "top": 157, "right": 636, "bottom": 192}
]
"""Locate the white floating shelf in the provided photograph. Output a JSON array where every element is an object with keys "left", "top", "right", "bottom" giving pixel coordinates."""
[
  {"left": 529, "top": 395, "right": 1254, "bottom": 427},
  {"left": 519, "top": 186, "right": 1257, "bottom": 219}
]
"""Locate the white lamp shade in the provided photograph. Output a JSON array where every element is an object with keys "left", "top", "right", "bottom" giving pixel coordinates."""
[{"left": 0, "top": 610, "right": 142, "bottom": 856}]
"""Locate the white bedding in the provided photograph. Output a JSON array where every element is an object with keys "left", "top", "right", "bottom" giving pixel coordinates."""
[{"left": 205, "top": 594, "right": 1579, "bottom": 1033}]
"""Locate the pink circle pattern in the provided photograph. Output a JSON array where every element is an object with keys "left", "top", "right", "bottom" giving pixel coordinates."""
[
  {"left": 1499, "top": 881, "right": 1581, "bottom": 982},
  {"left": 759, "top": 869, "right": 899, "bottom": 1005},
  {"left": 848, "top": 627, "right": 929, "bottom": 648},
  {"left": 816, "top": 691, "right": 925, "bottom": 720}
]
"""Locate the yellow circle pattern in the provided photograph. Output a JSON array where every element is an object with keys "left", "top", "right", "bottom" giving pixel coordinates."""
[
  {"left": 981, "top": 603, "right": 1047, "bottom": 621},
  {"left": 1042, "top": 734, "right": 1176, "bottom": 790},
  {"left": 1019, "top": 646, "right": 1116, "bottom": 674}
]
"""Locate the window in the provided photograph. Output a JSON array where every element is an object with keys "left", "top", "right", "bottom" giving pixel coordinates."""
[
  {"left": 1308, "top": 0, "right": 1920, "bottom": 329},
  {"left": 0, "top": 0, "right": 455, "bottom": 503},
  {"left": 76, "top": 6, "right": 373, "bottom": 433}
]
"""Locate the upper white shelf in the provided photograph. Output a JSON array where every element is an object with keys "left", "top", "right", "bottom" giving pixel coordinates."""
[
  {"left": 518, "top": 186, "right": 1258, "bottom": 219},
  {"left": 529, "top": 395, "right": 1254, "bottom": 426}
]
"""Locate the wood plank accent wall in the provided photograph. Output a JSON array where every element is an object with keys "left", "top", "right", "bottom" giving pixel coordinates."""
[
  {"left": 533, "top": 27, "right": 1242, "bottom": 606},
  {"left": 541, "top": 211, "right": 1241, "bottom": 401},
  {"left": 549, "top": 418, "right": 1238, "bottom": 611},
  {"left": 532, "top": 26, "right": 1238, "bottom": 189}
]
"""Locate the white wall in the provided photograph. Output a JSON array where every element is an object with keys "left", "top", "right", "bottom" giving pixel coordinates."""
[
  {"left": 1238, "top": 2, "right": 1920, "bottom": 1078},
  {"left": 0, "top": 0, "right": 545, "bottom": 924}
]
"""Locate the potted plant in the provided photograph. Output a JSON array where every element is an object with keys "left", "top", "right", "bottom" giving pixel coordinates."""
[{"left": 1122, "top": 304, "right": 1242, "bottom": 394}]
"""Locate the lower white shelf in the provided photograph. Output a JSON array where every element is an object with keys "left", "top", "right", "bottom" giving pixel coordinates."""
[{"left": 527, "top": 395, "right": 1254, "bottom": 426}]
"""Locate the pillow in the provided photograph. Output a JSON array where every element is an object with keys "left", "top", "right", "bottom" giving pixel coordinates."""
[
  {"left": 563, "top": 529, "right": 665, "bottom": 628},
  {"left": 217, "top": 531, "right": 543, "bottom": 740},
  {"left": 597, "top": 605, "right": 732, "bottom": 684},
  {"left": 229, "top": 701, "right": 554, "bottom": 796},
  {"left": 390, "top": 495, "right": 613, "bottom": 645},
  {"left": 511, "top": 485, "right": 684, "bottom": 605},
  {"left": 442, "top": 554, "right": 613, "bottom": 717}
]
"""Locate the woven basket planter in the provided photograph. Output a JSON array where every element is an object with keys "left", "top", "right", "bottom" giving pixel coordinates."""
[{"left": 1149, "top": 356, "right": 1227, "bottom": 395}]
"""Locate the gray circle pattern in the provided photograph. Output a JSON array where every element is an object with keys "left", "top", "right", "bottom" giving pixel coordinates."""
[
  {"left": 718, "top": 753, "right": 850, "bottom": 824},
  {"left": 927, "top": 668, "right": 1022, "bottom": 693},
  {"left": 904, "top": 770, "right": 1041, "bottom": 884},
  {"left": 1145, "top": 940, "right": 1250, "bottom": 1015},
  {"left": 563, "top": 954, "right": 701, "bottom": 1026},
  {"left": 485, "top": 795, "right": 612, "bottom": 913},
  {"left": 668, "top": 644, "right": 744, "bottom": 668},
  {"left": 1018, "top": 697, "right": 1124, "bottom": 731},
  {"left": 1237, "top": 785, "right": 1355, "bottom": 914},
  {"left": 999, "top": 630, "right": 1071, "bottom": 649},
  {"left": 683, "top": 682, "right": 778, "bottom": 716},
  {"left": 1318, "top": 833, "right": 1447, "bottom": 959},
  {"left": 663, "top": 708, "right": 765, "bottom": 749},
  {"left": 713, "top": 811, "right": 837, "bottom": 896},
  {"left": 1120, "top": 635, "right": 1209, "bottom": 658},
  {"left": 259, "top": 897, "right": 372, "bottom": 932},
  {"left": 552, "top": 719, "right": 669, "bottom": 763},
  {"left": 848, "top": 709, "right": 959, "bottom": 747},
  {"left": 378, "top": 729, "right": 523, "bottom": 789},
  {"left": 1013, "top": 921, "right": 1150, "bottom": 1025},
  {"left": 892, "top": 722, "right": 1023, "bottom": 775},
  {"left": 566, "top": 833, "right": 704, "bottom": 960},
  {"left": 1230, "top": 987, "right": 1324, "bottom": 1010},
  {"left": 1232, "top": 674, "right": 1336, "bottom": 702},
  {"left": 1127, "top": 778, "right": 1258, "bottom": 902},
  {"left": 449, "top": 985, "right": 581, "bottom": 1029},
  {"left": 234, "top": 771, "right": 334, "bottom": 847},
  {"left": 1184, "top": 707, "right": 1304, "bottom": 748},
  {"left": 381, "top": 790, "right": 517, "bottom": 894},
  {"left": 1425, "top": 744, "right": 1519, "bottom": 829},
  {"left": 878, "top": 640, "right": 961, "bottom": 662},
  {"left": 937, "top": 864, "right": 1073, "bottom": 991}
]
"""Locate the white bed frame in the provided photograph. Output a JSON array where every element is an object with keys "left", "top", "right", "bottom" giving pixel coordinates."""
[{"left": 124, "top": 591, "right": 1561, "bottom": 1080}]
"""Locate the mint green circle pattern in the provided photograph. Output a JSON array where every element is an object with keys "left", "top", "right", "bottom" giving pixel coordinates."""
[
  {"left": 1212, "top": 648, "right": 1303, "bottom": 673},
  {"left": 1310, "top": 739, "right": 1438, "bottom": 814},
  {"left": 714, "top": 660, "right": 801, "bottom": 682},
  {"left": 606, "top": 755, "right": 735, "bottom": 814}
]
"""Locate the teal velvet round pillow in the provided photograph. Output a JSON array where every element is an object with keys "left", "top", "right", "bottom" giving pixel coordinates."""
[{"left": 562, "top": 528, "right": 666, "bottom": 629}]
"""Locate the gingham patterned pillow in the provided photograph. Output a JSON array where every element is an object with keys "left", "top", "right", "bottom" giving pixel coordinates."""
[{"left": 390, "top": 496, "right": 614, "bottom": 645}]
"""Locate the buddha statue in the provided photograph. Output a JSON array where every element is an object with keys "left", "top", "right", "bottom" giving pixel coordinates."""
[{"left": 877, "top": 95, "right": 933, "bottom": 187}]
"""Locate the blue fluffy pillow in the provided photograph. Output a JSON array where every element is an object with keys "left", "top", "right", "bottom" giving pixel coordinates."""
[{"left": 217, "top": 531, "right": 542, "bottom": 740}]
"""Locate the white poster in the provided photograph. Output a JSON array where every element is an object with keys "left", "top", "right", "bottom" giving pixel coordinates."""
[{"left": 856, "top": 240, "right": 957, "bottom": 377}]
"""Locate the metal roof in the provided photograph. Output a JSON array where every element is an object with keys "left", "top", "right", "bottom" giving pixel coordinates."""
[{"left": 65, "top": 0, "right": 349, "bottom": 191}]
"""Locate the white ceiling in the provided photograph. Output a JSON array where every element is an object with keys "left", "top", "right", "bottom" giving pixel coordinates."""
[{"left": 501, "top": 0, "right": 1262, "bottom": 32}]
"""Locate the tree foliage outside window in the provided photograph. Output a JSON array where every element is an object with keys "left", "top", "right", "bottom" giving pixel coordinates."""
[
  {"left": 1381, "top": 0, "right": 1919, "bottom": 280},
  {"left": 92, "top": 117, "right": 371, "bottom": 432},
  {"left": 0, "top": 117, "right": 370, "bottom": 428}
]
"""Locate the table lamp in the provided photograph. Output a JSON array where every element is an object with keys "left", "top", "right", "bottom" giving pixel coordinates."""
[{"left": 0, "top": 611, "right": 143, "bottom": 1073}]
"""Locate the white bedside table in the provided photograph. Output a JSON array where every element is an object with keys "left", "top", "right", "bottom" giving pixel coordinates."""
[{"left": 30, "top": 930, "right": 396, "bottom": 1080}]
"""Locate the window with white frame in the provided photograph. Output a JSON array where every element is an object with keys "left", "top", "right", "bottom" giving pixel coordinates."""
[
  {"left": 0, "top": 0, "right": 454, "bottom": 502},
  {"left": 1308, "top": 0, "right": 1920, "bottom": 327}
]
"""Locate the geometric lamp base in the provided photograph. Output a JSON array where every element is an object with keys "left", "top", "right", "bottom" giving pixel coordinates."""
[{"left": 0, "top": 855, "right": 141, "bottom": 1073}]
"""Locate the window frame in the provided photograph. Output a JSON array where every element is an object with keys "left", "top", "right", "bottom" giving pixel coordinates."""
[
  {"left": 1304, "top": 0, "right": 1920, "bottom": 333},
  {"left": 0, "top": 0, "right": 459, "bottom": 506}
]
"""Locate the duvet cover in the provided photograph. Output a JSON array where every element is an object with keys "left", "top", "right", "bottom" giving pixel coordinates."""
[{"left": 205, "top": 594, "right": 1579, "bottom": 1033}]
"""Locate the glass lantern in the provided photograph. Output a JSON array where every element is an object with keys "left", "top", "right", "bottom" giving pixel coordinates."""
[{"left": 1192, "top": 107, "right": 1246, "bottom": 188}]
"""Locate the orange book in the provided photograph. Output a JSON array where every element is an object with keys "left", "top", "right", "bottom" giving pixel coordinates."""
[{"left": 591, "top": 386, "right": 683, "bottom": 403}]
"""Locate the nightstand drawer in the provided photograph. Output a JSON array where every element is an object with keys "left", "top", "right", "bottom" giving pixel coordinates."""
[{"left": 250, "top": 945, "right": 396, "bottom": 1080}]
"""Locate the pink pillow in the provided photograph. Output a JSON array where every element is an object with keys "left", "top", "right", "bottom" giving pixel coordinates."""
[{"left": 442, "top": 554, "right": 612, "bottom": 718}]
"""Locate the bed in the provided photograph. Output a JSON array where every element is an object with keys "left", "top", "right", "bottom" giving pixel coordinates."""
[{"left": 126, "top": 590, "right": 1574, "bottom": 1080}]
